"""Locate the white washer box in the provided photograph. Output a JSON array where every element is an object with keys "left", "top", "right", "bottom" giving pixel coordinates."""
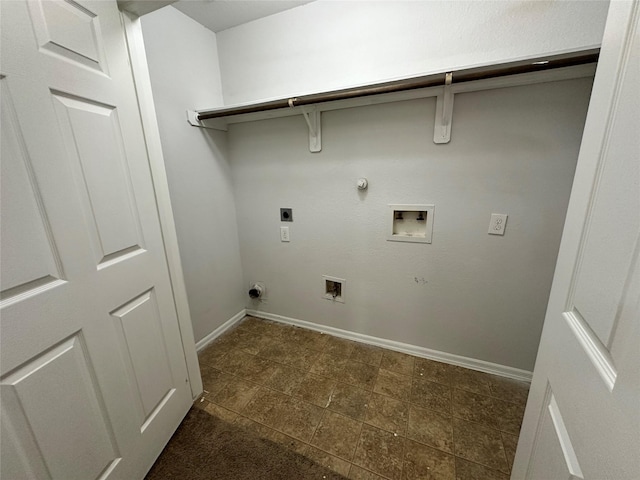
[{"left": 388, "top": 204, "right": 435, "bottom": 244}]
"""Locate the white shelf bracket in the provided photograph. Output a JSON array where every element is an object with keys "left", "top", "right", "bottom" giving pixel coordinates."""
[
  {"left": 300, "top": 106, "right": 322, "bottom": 153},
  {"left": 433, "top": 72, "right": 454, "bottom": 144},
  {"left": 186, "top": 110, "right": 228, "bottom": 131}
]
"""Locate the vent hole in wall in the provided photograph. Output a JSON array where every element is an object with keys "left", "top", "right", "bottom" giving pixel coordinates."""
[{"left": 248, "top": 282, "right": 266, "bottom": 301}]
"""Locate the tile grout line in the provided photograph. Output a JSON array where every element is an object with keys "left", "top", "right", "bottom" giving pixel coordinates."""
[
  {"left": 306, "top": 339, "right": 359, "bottom": 475},
  {"left": 443, "top": 385, "right": 455, "bottom": 480},
  {"left": 307, "top": 394, "right": 331, "bottom": 450},
  {"left": 500, "top": 431, "right": 514, "bottom": 474},
  {"left": 348, "top": 417, "right": 367, "bottom": 478},
  {"left": 335, "top": 347, "right": 379, "bottom": 476},
  {"left": 305, "top": 414, "right": 362, "bottom": 474},
  {"left": 236, "top": 411, "right": 310, "bottom": 455},
  {"left": 451, "top": 405, "right": 457, "bottom": 480},
  {"left": 401, "top": 367, "right": 421, "bottom": 480},
  {"left": 453, "top": 454, "right": 513, "bottom": 477},
  {"left": 301, "top": 335, "right": 342, "bottom": 469},
  {"left": 451, "top": 428, "right": 512, "bottom": 474}
]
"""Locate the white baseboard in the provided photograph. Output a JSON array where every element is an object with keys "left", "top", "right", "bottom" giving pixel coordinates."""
[
  {"left": 196, "top": 309, "right": 246, "bottom": 352},
  {"left": 246, "top": 309, "right": 532, "bottom": 382}
]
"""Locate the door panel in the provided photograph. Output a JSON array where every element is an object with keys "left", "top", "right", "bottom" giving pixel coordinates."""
[
  {"left": 0, "top": 1, "right": 193, "bottom": 478},
  {"left": 1, "top": 335, "right": 120, "bottom": 480},
  {"left": 51, "top": 91, "right": 144, "bottom": 265},
  {"left": 27, "top": 0, "right": 109, "bottom": 73},
  {"left": 0, "top": 79, "right": 63, "bottom": 298},
  {"left": 567, "top": 13, "right": 640, "bottom": 345},
  {"left": 111, "top": 289, "right": 175, "bottom": 424},
  {"left": 513, "top": 2, "right": 640, "bottom": 478},
  {"left": 570, "top": 85, "right": 640, "bottom": 345}
]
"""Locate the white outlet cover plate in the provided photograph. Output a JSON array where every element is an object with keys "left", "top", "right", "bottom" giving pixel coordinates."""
[
  {"left": 280, "top": 226, "right": 290, "bottom": 242},
  {"left": 488, "top": 213, "right": 508, "bottom": 235}
]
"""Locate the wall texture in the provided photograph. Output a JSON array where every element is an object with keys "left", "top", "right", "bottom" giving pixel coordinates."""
[
  {"left": 142, "top": 7, "right": 245, "bottom": 343},
  {"left": 229, "top": 78, "right": 593, "bottom": 371},
  {"left": 217, "top": 0, "right": 608, "bottom": 105}
]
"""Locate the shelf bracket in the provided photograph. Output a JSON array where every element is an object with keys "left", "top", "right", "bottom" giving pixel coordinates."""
[
  {"left": 300, "top": 105, "right": 322, "bottom": 152},
  {"left": 186, "top": 110, "right": 228, "bottom": 131},
  {"left": 433, "top": 72, "right": 454, "bottom": 144}
]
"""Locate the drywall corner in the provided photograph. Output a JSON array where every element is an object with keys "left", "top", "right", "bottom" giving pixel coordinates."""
[{"left": 141, "top": 6, "right": 245, "bottom": 342}]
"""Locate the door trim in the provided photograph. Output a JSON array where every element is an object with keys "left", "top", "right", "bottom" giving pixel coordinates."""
[{"left": 120, "top": 10, "right": 202, "bottom": 399}]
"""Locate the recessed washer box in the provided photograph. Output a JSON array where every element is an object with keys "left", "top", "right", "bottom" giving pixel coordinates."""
[
  {"left": 322, "top": 275, "right": 345, "bottom": 303},
  {"left": 388, "top": 204, "right": 435, "bottom": 244}
]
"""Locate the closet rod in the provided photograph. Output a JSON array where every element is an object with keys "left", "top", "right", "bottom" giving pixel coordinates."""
[{"left": 197, "top": 50, "right": 598, "bottom": 121}]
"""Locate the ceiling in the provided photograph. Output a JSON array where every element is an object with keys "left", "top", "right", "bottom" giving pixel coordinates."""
[{"left": 172, "top": 0, "right": 315, "bottom": 33}]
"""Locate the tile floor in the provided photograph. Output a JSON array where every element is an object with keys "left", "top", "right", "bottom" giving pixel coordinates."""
[{"left": 196, "top": 316, "right": 530, "bottom": 480}]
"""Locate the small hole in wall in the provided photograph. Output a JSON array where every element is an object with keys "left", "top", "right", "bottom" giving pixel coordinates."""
[
  {"left": 322, "top": 276, "right": 345, "bottom": 303},
  {"left": 326, "top": 280, "right": 342, "bottom": 298},
  {"left": 280, "top": 208, "right": 293, "bottom": 222}
]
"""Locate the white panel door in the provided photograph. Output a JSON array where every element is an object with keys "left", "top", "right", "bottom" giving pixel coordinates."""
[
  {"left": 0, "top": 1, "right": 193, "bottom": 478},
  {"left": 512, "top": 2, "right": 639, "bottom": 479}
]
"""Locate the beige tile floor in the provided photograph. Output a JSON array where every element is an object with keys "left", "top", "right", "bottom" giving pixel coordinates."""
[{"left": 196, "top": 316, "right": 529, "bottom": 480}]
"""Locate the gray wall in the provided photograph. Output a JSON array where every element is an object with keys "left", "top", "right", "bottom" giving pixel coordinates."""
[
  {"left": 217, "top": 0, "right": 607, "bottom": 104},
  {"left": 142, "top": 7, "right": 245, "bottom": 343},
  {"left": 229, "top": 78, "right": 593, "bottom": 371}
]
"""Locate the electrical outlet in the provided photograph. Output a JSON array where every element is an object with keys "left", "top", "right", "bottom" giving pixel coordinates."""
[
  {"left": 280, "top": 226, "right": 290, "bottom": 242},
  {"left": 488, "top": 214, "right": 508, "bottom": 235}
]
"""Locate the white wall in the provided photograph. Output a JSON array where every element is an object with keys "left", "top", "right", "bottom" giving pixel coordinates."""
[
  {"left": 217, "top": 0, "right": 608, "bottom": 105},
  {"left": 141, "top": 6, "right": 245, "bottom": 342},
  {"left": 229, "top": 78, "right": 593, "bottom": 371}
]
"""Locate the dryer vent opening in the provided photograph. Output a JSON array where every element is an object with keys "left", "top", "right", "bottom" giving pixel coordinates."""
[{"left": 248, "top": 283, "right": 264, "bottom": 299}]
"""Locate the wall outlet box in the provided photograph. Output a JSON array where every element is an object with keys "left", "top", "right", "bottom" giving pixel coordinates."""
[
  {"left": 322, "top": 275, "right": 345, "bottom": 303},
  {"left": 388, "top": 204, "right": 435, "bottom": 243},
  {"left": 280, "top": 208, "right": 293, "bottom": 222},
  {"left": 488, "top": 213, "right": 508, "bottom": 235}
]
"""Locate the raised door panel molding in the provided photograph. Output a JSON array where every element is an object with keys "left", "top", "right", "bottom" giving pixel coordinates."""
[
  {"left": 527, "top": 386, "right": 583, "bottom": 480},
  {"left": 110, "top": 289, "right": 175, "bottom": 430},
  {"left": 0, "top": 78, "right": 64, "bottom": 306},
  {"left": 563, "top": 309, "right": 617, "bottom": 391},
  {"left": 51, "top": 91, "right": 146, "bottom": 268},
  {"left": 27, "top": 0, "right": 109, "bottom": 73},
  {"left": 0, "top": 335, "right": 121, "bottom": 480}
]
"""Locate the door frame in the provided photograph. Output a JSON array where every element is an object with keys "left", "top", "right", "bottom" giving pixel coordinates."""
[{"left": 119, "top": 8, "right": 203, "bottom": 399}]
